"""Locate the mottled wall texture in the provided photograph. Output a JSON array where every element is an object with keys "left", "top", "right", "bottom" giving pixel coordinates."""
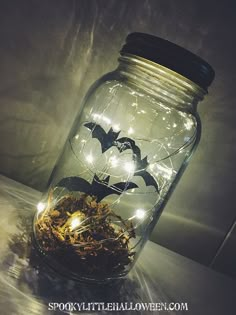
[{"left": 0, "top": 0, "right": 236, "bottom": 277}]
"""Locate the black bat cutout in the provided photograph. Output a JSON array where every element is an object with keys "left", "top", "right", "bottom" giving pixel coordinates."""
[
  {"left": 84, "top": 122, "right": 141, "bottom": 157},
  {"left": 57, "top": 175, "right": 138, "bottom": 202},
  {"left": 84, "top": 122, "right": 159, "bottom": 192},
  {"left": 84, "top": 122, "right": 120, "bottom": 153},
  {"left": 136, "top": 170, "right": 158, "bottom": 192},
  {"left": 57, "top": 176, "right": 91, "bottom": 193},
  {"left": 133, "top": 156, "right": 159, "bottom": 192}
]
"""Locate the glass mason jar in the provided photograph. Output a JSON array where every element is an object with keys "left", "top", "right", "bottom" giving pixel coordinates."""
[{"left": 33, "top": 33, "right": 214, "bottom": 283}]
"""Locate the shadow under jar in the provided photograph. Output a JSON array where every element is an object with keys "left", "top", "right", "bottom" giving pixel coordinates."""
[{"left": 33, "top": 33, "right": 215, "bottom": 283}]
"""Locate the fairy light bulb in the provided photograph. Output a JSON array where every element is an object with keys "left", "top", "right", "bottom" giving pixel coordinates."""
[
  {"left": 86, "top": 154, "right": 94, "bottom": 164},
  {"left": 128, "top": 127, "right": 134, "bottom": 134},
  {"left": 102, "top": 116, "right": 111, "bottom": 124},
  {"left": 109, "top": 156, "right": 118, "bottom": 167},
  {"left": 113, "top": 124, "right": 120, "bottom": 132},
  {"left": 135, "top": 209, "right": 145, "bottom": 219},
  {"left": 37, "top": 202, "right": 45, "bottom": 213},
  {"left": 124, "top": 161, "right": 135, "bottom": 173},
  {"left": 70, "top": 217, "right": 81, "bottom": 231},
  {"left": 184, "top": 118, "right": 194, "bottom": 130}
]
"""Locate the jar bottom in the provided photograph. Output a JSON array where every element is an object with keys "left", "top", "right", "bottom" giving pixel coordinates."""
[
  {"left": 32, "top": 231, "right": 131, "bottom": 283},
  {"left": 32, "top": 192, "right": 136, "bottom": 283}
]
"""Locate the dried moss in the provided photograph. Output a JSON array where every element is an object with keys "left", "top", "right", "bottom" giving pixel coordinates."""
[{"left": 35, "top": 194, "right": 136, "bottom": 278}]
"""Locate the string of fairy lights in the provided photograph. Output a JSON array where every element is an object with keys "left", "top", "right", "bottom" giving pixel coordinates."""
[{"left": 37, "top": 107, "right": 196, "bottom": 244}]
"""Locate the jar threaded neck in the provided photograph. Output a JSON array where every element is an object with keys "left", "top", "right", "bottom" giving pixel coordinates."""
[{"left": 118, "top": 54, "right": 206, "bottom": 112}]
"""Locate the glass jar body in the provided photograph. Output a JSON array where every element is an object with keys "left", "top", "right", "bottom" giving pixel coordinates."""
[{"left": 33, "top": 55, "right": 204, "bottom": 283}]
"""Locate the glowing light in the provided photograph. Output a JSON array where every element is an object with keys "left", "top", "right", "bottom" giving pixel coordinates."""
[
  {"left": 167, "top": 143, "right": 171, "bottom": 147},
  {"left": 86, "top": 154, "right": 94, "bottom": 164},
  {"left": 37, "top": 202, "right": 45, "bottom": 213},
  {"left": 179, "top": 112, "right": 187, "bottom": 118},
  {"left": 162, "top": 117, "right": 166, "bottom": 121},
  {"left": 135, "top": 209, "right": 145, "bottom": 219},
  {"left": 81, "top": 139, "right": 86, "bottom": 143},
  {"left": 70, "top": 218, "right": 81, "bottom": 230},
  {"left": 124, "top": 161, "right": 135, "bottom": 173},
  {"left": 92, "top": 113, "right": 111, "bottom": 125},
  {"left": 184, "top": 118, "right": 194, "bottom": 130},
  {"left": 109, "top": 156, "right": 118, "bottom": 167},
  {"left": 102, "top": 116, "right": 111, "bottom": 124},
  {"left": 113, "top": 124, "right": 120, "bottom": 132},
  {"left": 173, "top": 123, "right": 177, "bottom": 128},
  {"left": 128, "top": 127, "right": 134, "bottom": 135},
  {"left": 75, "top": 134, "right": 79, "bottom": 140},
  {"left": 92, "top": 113, "right": 101, "bottom": 120}
]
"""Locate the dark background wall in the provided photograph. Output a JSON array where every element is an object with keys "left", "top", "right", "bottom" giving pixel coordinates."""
[{"left": 0, "top": 0, "right": 236, "bottom": 277}]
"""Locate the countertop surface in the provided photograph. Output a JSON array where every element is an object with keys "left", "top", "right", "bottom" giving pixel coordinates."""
[{"left": 0, "top": 175, "right": 235, "bottom": 315}]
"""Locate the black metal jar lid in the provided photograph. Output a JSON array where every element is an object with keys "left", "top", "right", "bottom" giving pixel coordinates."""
[{"left": 120, "top": 32, "right": 215, "bottom": 91}]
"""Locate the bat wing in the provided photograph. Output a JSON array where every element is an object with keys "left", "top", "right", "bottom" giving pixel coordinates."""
[
  {"left": 95, "top": 181, "right": 138, "bottom": 202},
  {"left": 95, "top": 174, "right": 110, "bottom": 186},
  {"left": 91, "top": 174, "right": 110, "bottom": 191},
  {"left": 134, "top": 170, "right": 159, "bottom": 192},
  {"left": 108, "top": 128, "right": 121, "bottom": 141},
  {"left": 84, "top": 123, "right": 118, "bottom": 153},
  {"left": 135, "top": 156, "right": 148, "bottom": 170},
  {"left": 57, "top": 176, "right": 91, "bottom": 193},
  {"left": 84, "top": 122, "right": 107, "bottom": 147},
  {"left": 110, "top": 182, "right": 138, "bottom": 193},
  {"left": 57, "top": 175, "right": 139, "bottom": 202},
  {"left": 90, "top": 175, "right": 111, "bottom": 201}
]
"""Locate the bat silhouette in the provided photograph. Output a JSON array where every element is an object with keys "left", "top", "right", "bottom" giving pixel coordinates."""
[
  {"left": 84, "top": 122, "right": 159, "bottom": 192},
  {"left": 134, "top": 156, "right": 159, "bottom": 192},
  {"left": 57, "top": 175, "right": 138, "bottom": 202},
  {"left": 84, "top": 122, "right": 120, "bottom": 153},
  {"left": 84, "top": 123, "right": 140, "bottom": 156}
]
